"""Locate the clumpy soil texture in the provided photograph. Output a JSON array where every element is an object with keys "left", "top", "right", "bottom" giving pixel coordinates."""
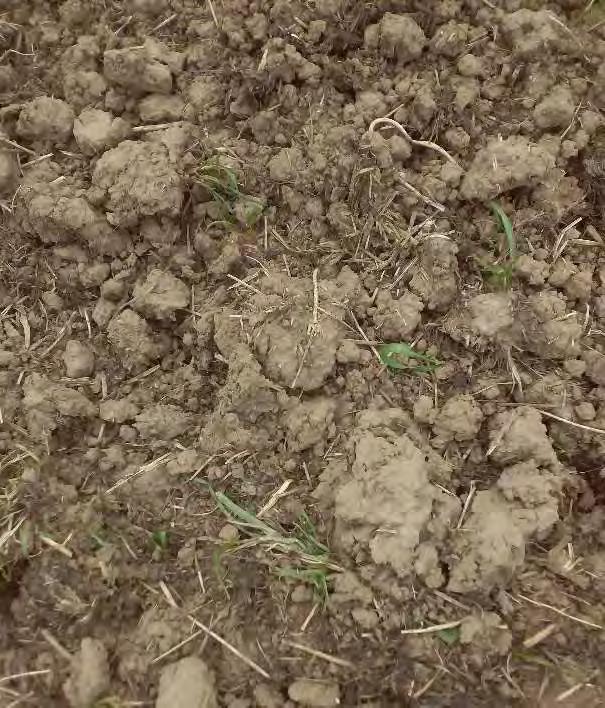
[{"left": 3, "top": 1, "right": 605, "bottom": 706}]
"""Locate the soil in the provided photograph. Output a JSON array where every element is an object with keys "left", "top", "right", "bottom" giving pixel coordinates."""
[{"left": 1, "top": 1, "right": 605, "bottom": 706}]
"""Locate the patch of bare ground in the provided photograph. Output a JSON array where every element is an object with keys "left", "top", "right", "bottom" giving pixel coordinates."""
[{"left": 1, "top": 0, "right": 605, "bottom": 706}]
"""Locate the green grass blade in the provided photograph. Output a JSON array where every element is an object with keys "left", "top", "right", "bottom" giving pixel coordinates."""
[
  {"left": 482, "top": 263, "right": 513, "bottom": 290},
  {"left": 194, "top": 157, "right": 265, "bottom": 228},
  {"left": 293, "top": 512, "right": 329, "bottom": 556},
  {"left": 489, "top": 201, "right": 516, "bottom": 261},
  {"left": 276, "top": 566, "right": 329, "bottom": 603},
  {"left": 214, "top": 491, "right": 276, "bottom": 535},
  {"left": 223, "top": 168, "right": 240, "bottom": 196},
  {"left": 198, "top": 481, "right": 335, "bottom": 600}
]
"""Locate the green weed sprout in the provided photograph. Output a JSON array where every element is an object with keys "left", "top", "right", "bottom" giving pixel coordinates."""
[
  {"left": 378, "top": 342, "right": 441, "bottom": 375},
  {"left": 437, "top": 625, "right": 460, "bottom": 646},
  {"left": 204, "top": 485, "right": 338, "bottom": 603},
  {"left": 276, "top": 566, "right": 329, "bottom": 601},
  {"left": 483, "top": 201, "right": 516, "bottom": 290},
  {"left": 193, "top": 158, "right": 265, "bottom": 227},
  {"left": 151, "top": 530, "right": 168, "bottom": 551}
]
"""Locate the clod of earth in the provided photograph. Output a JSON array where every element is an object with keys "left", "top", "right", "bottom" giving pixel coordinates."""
[
  {"left": 107, "top": 309, "right": 166, "bottom": 370},
  {"left": 447, "top": 460, "right": 564, "bottom": 593},
  {"left": 315, "top": 409, "right": 458, "bottom": 585},
  {"left": 90, "top": 140, "right": 183, "bottom": 227},
  {"left": 16, "top": 96, "right": 75, "bottom": 147},
  {"left": 19, "top": 168, "right": 121, "bottom": 252},
  {"left": 288, "top": 678, "right": 340, "bottom": 707},
  {"left": 63, "top": 638, "right": 110, "bottom": 708},
  {"left": 365, "top": 13, "right": 426, "bottom": 63},
  {"left": 103, "top": 41, "right": 182, "bottom": 95},
  {"left": 460, "top": 136, "right": 557, "bottom": 201},
  {"left": 155, "top": 656, "right": 217, "bottom": 708},
  {"left": 132, "top": 269, "right": 189, "bottom": 320},
  {"left": 73, "top": 108, "right": 131, "bottom": 155}
]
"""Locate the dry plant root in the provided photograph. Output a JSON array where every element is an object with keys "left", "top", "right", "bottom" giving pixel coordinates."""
[{"left": 368, "top": 116, "right": 462, "bottom": 169}]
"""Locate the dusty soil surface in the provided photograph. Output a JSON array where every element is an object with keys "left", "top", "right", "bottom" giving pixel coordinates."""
[{"left": 1, "top": 0, "right": 605, "bottom": 706}]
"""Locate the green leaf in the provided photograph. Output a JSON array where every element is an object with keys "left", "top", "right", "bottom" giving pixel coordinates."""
[
  {"left": 489, "top": 201, "right": 516, "bottom": 261},
  {"left": 436, "top": 626, "right": 460, "bottom": 646},
  {"left": 482, "top": 263, "right": 513, "bottom": 290},
  {"left": 378, "top": 343, "right": 441, "bottom": 374},
  {"left": 194, "top": 157, "right": 266, "bottom": 230},
  {"left": 151, "top": 530, "right": 168, "bottom": 549},
  {"left": 237, "top": 196, "right": 265, "bottom": 227}
]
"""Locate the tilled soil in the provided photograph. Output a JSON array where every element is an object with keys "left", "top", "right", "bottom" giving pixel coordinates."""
[{"left": 1, "top": 0, "right": 605, "bottom": 706}]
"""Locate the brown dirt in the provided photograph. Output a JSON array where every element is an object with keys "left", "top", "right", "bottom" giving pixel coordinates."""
[{"left": 1, "top": 1, "right": 605, "bottom": 706}]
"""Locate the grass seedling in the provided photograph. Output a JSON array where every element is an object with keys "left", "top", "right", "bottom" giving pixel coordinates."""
[
  {"left": 202, "top": 485, "right": 338, "bottom": 603},
  {"left": 211, "top": 545, "right": 232, "bottom": 599},
  {"left": 436, "top": 625, "right": 460, "bottom": 646},
  {"left": 276, "top": 566, "right": 329, "bottom": 601},
  {"left": 378, "top": 342, "right": 441, "bottom": 375},
  {"left": 89, "top": 532, "right": 106, "bottom": 551},
  {"left": 482, "top": 201, "right": 516, "bottom": 290},
  {"left": 194, "top": 160, "right": 240, "bottom": 209},
  {"left": 151, "top": 530, "right": 168, "bottom": 551},
  {"left": 192, "top": 158, "right": 265, "bottom": 227}
]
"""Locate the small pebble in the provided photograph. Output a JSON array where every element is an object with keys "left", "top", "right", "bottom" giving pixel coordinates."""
[
  {"left": 288, "top": 678, "right": 340, "bottom": 707},
  {"left": 101, "top": 277, "right": 126, "bottom": 302},
  {"left": 42, "top": 291, "right": 64, "bottom": 312},
  {"left": 119, "top": 425, "right": 138, "bottom": 442},
  {"left": 63, "top": 340, "right": 95, "bottom": 378},
  {"left": 564, "top": 359, "right": 586, "bottom": 378},
  {"left": 218, "top": 524, "right": 240, "bottom": 542},
  {"left": 92, "top": 298, "right": 117, "bottom": 328},
  {"left": 575, "top": 402, "right": 596, "bottom": 421}
]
